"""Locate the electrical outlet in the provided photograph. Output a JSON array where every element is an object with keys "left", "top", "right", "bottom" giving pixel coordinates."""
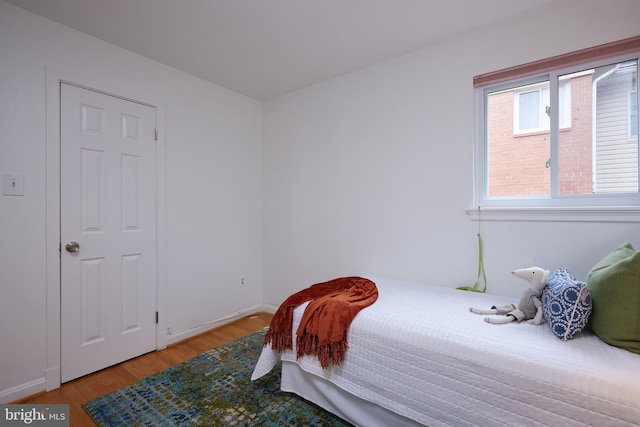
[
  {"left": 239, "top": 276, "right": 246, "bottom": 287},
  {"left": 2, "top": 172, "right": 24, "bottom": 196}
]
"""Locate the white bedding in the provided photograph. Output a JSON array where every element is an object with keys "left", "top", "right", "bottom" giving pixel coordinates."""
[{"left": 252, "top": 276, "right": 640, "bottom": 426}]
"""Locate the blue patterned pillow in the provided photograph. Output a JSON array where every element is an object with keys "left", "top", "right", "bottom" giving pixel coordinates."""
[{"left": 542, "top": 268, "right": 592, "bottom": 341}]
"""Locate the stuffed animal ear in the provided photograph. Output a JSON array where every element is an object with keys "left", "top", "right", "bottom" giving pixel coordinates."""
[
  {"left": 523, "top": 258, "right": 535, "bottom": 268},
  {"left": 542, "top": 269, "right": 550, "bottom": 284}
]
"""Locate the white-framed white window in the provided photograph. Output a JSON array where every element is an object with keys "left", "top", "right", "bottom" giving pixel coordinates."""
[
  {"left": 514, "top": 81, "right": 571, "bottom": 134},
  {"left": 474, "top": 51, "right": 640, "bottom": 211}
]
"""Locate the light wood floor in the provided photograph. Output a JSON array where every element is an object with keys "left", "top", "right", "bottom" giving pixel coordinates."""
[{"left": 15, "top": 312, "right": 273, "bottom": 427}]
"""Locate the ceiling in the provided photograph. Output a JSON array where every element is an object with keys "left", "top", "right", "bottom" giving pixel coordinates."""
[{"left": 8, "top": 0, "right": 563, "bottom": 101}]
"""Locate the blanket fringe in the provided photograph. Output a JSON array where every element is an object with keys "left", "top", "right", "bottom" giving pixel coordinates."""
[
  {"left": 264, "top": 328, "right": 292, "bottom": 353},
  {"left": 296, "top": 333, "right": 349, "bottom": 369}
]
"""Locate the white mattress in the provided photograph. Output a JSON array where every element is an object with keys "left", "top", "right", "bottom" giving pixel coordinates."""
[{"left": 252, "top": 276, "right": 640, "bottom": 426}]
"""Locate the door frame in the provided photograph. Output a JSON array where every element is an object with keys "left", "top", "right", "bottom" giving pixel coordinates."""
[{"left": 45, "top": 67, "right": 167, "bottom": 391}]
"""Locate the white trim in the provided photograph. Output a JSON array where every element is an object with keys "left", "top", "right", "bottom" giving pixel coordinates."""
[
  {"left": 261, "top": 304, "right": 279, "bottom": 313},
  {"left": 45, "top": 67, "right": 166, "bottom": 391},
  {"left": 44, "top": 67, "right": 62, "bottom": 392},
  {"left": 630, "top": 90, "right": 638, "bottom": 141},
  {"left": 44, "top": 367, "right": 60, "bottom": 395},
  {"left": 166, "top": 305, "right": 275, "bottom": 346},
  {"left": 0, "top": 378, "right": 45, "bottom": 404},
  {"left": 466, "top": 206, "right": 640, "bottom": 222}
]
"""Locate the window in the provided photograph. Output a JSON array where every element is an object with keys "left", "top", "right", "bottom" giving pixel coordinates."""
[
  {"left": 474, "top": 37, "right": 640, "bottom": 210},
  {"left": 516, "top": 87, "right": 543, "bottom": 132},
  {"left": 514, "top": 81, "right": 571, "bottom": 133}
]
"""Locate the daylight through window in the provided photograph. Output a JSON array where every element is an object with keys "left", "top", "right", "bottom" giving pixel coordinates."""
[{"left": 475, "top": 38, "right": 640, "bottom": 208}]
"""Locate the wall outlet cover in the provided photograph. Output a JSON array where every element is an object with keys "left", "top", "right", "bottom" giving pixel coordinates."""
[{"left": 3, "top": 173, "right": 24, "bottom": 196}]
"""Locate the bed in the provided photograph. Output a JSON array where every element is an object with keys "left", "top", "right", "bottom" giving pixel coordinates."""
[{"left": 252, "top": 276, "right": 640, "bottom": 426}]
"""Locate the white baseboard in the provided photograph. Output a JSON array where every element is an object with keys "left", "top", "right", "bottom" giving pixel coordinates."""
[
  {"left": 166, "top": 304, "right": 275, "bottom": 346},
  {"left": 0, "top": 377, "right": 45, "bottom": 404},
  {"left": 261, "top": 304, "right": 278, "bottom": 313}
]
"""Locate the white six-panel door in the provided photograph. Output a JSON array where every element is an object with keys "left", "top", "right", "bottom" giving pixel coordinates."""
[{"left": 60, "top": 83, "right": 157, "bottom": 382}]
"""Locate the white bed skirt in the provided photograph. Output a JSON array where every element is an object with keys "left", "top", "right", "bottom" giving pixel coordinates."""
[{"left": 281, "top": 360, "right": 423, "bottom": 427}]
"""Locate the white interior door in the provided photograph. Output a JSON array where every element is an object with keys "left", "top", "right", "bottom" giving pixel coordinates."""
[{"left": 60, "top": 83, "right": 157, "bottom": 382}]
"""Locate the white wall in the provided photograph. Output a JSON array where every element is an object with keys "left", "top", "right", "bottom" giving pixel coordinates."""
[
  {"left": 262, "top": 0, "right": 640, "bottom": 306},
  {"left": 0, "top": 0, "right": 263, "bottom": 401}
]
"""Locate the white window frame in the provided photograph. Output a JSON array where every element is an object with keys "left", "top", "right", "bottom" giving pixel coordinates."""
[
  {"left": 630, "top": 90, "right": 638, "bottom": 141},
  {"left": 473, "top": 52, "right": 640, "bottom": 222}
]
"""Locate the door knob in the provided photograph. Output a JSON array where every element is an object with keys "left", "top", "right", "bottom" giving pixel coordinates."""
[{"left": 65, "top": 242, "right": 80, "bottom": 253}]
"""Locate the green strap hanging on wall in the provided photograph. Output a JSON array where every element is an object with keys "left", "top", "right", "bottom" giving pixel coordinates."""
[{"left": 457, "top": 232, "right": 487, "bottom": 293}]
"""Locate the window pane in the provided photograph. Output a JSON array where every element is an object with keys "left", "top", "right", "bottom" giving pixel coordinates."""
[
  {"left": 558, "top": 60, "right": 638, "bottom": 195},
  {"left": 518, "top": 90, "right": 540, "bottom": 130},
  {"left": 487, "top": 84, "right": 550, "bottom": 198},
  {"left": 558, "top": 82, "right": 571, "bottom": 128}
]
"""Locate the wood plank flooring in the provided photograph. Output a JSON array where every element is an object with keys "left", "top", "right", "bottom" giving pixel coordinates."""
[{"left": 15, "top": 312, "right": 273, "bottom": 426}]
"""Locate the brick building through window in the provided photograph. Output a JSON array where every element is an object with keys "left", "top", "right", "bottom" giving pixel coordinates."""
[{"left": 486, "top": 61, "right": 638, "bottom": 198}]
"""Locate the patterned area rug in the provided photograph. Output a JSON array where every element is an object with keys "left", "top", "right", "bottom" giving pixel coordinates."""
[{"left": 84, "top": 329, "right": 353, "bottom": 426}]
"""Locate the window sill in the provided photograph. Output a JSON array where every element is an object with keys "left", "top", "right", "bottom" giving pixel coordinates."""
[{"left": 466, "top": 206, "right": 640, "bottom": 223}]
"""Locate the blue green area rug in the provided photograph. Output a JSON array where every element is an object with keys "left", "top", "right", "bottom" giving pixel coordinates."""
[{"left": 83, "top": 329, "right": 352, "bottom": 426}]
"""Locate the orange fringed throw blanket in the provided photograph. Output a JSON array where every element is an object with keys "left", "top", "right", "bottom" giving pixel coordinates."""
[{"left": 264, "top": 276, "right": 378, "bottom": 369}]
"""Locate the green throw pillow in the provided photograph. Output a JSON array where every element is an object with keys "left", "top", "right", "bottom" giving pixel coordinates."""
[{"left": 586, "top": 243, "right": 640, "bottom": 354}]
